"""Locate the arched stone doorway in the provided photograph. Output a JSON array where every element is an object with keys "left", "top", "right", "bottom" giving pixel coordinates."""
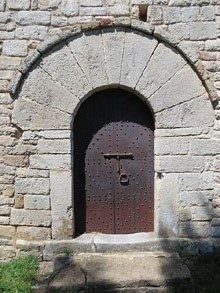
[
  {"left": 11, "top": 27, "right": 214, "bottom": 240},
  {"left": 74, "top": 89, "right": 154, "bottom": 235}
]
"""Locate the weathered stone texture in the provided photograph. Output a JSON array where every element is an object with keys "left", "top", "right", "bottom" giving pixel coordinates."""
[
  {"left": 12, "top": 98, "right": 71, "bottom": 130},
  {"left": 30, "top": 154, "right": 71, "bottom": 169},
  {"left": 20, "top": 66, "right": 79, "bottom": 114},
  {"left": 155, "top": 137, "right": 189, "bottom": 155},
  {"left": 156, "top": 95, "right": 214, "bottom": 128},
  {"left": 10, "top": 209, "right": 51, "bottom": 226},
  {"left": 16, "top": 226, "right": 51, "bottom": 240},
  {"left": 121, "top": 31, "right": 158, "bottom": 88},
  {"left": 15, "top": 178, "right": 49, "bottom": 194},
  {"left": 37, "top": 139, "right": 71, "bottom": 154},
  {"left": 149, "top": 65, "right": 205, "bottom": 113},
  {"left": 2, "top": 40, "right": 27, "bottom": 57},
  {"left": 137, "top": 42, "right": 186, "bottom": 98},
  {"left": 40, "top": 45, "right": 91, "bottom": 100},
  {"left": 50, "top": 170, "right": 72, "bottom": 239},
  {"left": 15, "top": 26, "right": 48, "bottom": 40},
  {"left": 8, "top": 0, "right": 30, "bottom": 10},
  {"left": 24, "top": 194, "right": 50, "bottom": 210},
  {"left": 15, "top": 11, "right": 51, "bottom": 25}
]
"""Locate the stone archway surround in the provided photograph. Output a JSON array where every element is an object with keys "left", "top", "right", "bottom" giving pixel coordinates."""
[{"left": 11, "top": 27, "right": 214, "bottom": 242}]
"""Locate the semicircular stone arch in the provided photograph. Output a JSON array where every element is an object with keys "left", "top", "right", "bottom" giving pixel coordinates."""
[{"left": 12, "top": 27, "right": 215, "bottom": 240}]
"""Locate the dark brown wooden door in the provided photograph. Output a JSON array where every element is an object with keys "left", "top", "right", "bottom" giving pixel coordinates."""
[{"left": 74, "top": 89, "right": 154, "bottom": 235}]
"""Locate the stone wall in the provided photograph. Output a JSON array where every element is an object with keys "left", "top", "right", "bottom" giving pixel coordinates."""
[{"left": 0, "top": 0, "right": 220, "bottom": 260}]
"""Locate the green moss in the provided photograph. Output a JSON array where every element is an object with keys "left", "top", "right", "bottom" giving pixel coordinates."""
[{"left": 0, "top": 256, "right": 39, "bottom": 293}]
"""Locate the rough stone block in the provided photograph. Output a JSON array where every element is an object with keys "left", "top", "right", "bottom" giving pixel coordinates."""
[
  {"left": 37, "top": 139, "right": 71, "bottom": 154},
  {"left": 211, "top": 218, "right": 220, "bottom": 226},
  {"left": 180, "top": 191, "right": 212, "bottom": 207},
  {"left": 156, "top": 173, "right": 179, "bottom": 236},
  {"left": 137, "top": 43, "right": 186, "bottom": 99},
  {"left": 30, "top": 154, "right": 71, "bottom": 170},
  {"left": 38, "top": 130, "right": 70, "bottom": 139},
  {"left": 179, "top": 172, "right": 214, "bottom": 191},
  {"left": 0, "top": 206, "right": 10, "bottom": 216},
  {"left": 0, "top": 225, "right": 15, "bottom": 239},
  {"left": 212, "top": 198, "right": 220, "bottom": 208},
  {"left": 147, "top": 6, "right": 163, "bottom": 24},
  {"left": 155, "top": 137, "right": 189, "bottom": 155},
  {"left": 168, "top": 23, "right": 190, "bottom": 40},
  {"left": 190, "top": 22, "right": 217, "bottom": 40},
  {"left": 191, "top": 206, "right": 212, "bottom": 221},
  {"left": 21, "top": 67, "right": 79, "bottom": 114},
  {"left": 51, "top": 16, "right": 67, "bottom": 26},
  {"left": 212, "top": 226, "right": 220, "bottom": 238},
  {"left": 2, "top": 40, "right": 27, "bottom": 57},
  {"left": 11, "top": 209, "right": 51, "bottom": 226},
  {"left": 108, "top": 5, "right": 129, "bottom": 16},
  {"left": 0, "top": 0, "right": 5, "bottom": 11},
  {"left": 61, "top": 0, "right": 78, "bottom": 16},
  {"left": 50, "top": 170, "right": 73, "bottom": 239},
  {"left": 68, "top": 30, "right": 108, "bottom": 89},
  {"left": 12, "top": 98, "right": 71, "bottom": 130},
  {"left": 179, "top": 207, "right": 191, "bottom": 221},
  {"left": 80, "top": 0, "right": 102, "bottom": 5},
  {"left": 178, "top": 222, "right": 210, "bottom": 238},
  {"left": 169, "top": 0, "right": 191, "bottom": 6},
  {"left": 40, "top": 45, "right": 91, "bottom": 101},
  {"left": 15, "top": 178, "right": 50, "bottom": 194},
  {"left": 205, "top": 40, "right": 220, "bottom": 51},
  {"left": 163, "top": 7, "right": 181, "bottom": 24},
  {"left": 17, "top": 226, "right": 51, "bottom": 240},
  {"left": 156, "top": 156, "right": 205, "bottom": 173},
  {"left": 15, "top": 11, "right": 51, "bottom": 25},
  {"left": 79, "top": 6, "right": 106, "bottom": 15},
  {"left": 149, "top": 65, "right": 205, "bottom": 113},
  {"left": 15, "top": 194, "right": 24, "bottom": 209},
  {"left": 3, "top": 186, "right": 14, "bottom": 197},
  {"left": 15, "top": 26, "right": 48, "bottom": 40},
  {"left": 200, "top": 6, "right": 215, "bottom": 21},
  {"left": 121, "top": 30, "right": 158, "bottom": 88},
  {"left": 101, "top": 28, "right": 125, "bottom": 84},
  {"left": 156, "top": 95, "right": 214, "bottom": 129},
  {"left": 8, "top": 0, "right": 30, "bottom": 10},
  {"left": 182, "top": 7, "right": 199, "bottom": 22},
  {"left": 4, "top": 155, "right": 29, "bottom": 167},
  {"left": 154, "top": 127, "right": 203, "bottom": 137},
  {"left": 0, "top": 216, "right": 10, "bottom": 225},
  {"left": 16, "top": 168, "right": 49, "bottom": 178},
  {"left": 0, "top": 246, "right": 15, "bottom": 259},
  {"left": 191, "top": 139, "right": 220, "bottom": 155},
  {"left": 0, "top": 56, "right": 21, "bottom": 70},
  {"left": 24, "top": 194, "right": 50, "bottom": 210}
]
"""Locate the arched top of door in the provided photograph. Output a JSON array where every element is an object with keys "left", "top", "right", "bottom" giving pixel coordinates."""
[{"left": 11, "top": 23, "right": 214, "bottom": 131}]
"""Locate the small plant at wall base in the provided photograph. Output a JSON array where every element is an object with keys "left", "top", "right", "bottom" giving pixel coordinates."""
[{"left": 0, "top": 256, "right": 39, "bottom": 293}]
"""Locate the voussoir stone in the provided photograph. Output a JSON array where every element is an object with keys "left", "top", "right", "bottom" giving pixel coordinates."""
[
  {"left": 68, "top": 31, "right": 108, "bottom": 88},
  {"left": 149, "top": 65, "right": 205, "bottom": 113},
  {"left": 136, "top": 42, "right": 186, "bottom": 98},
  {"left": 40, "top": 44, "right": 92, "bottom": 100},
  {"left": 120, "top": 30, "right": 158, "bottom": 88},
  {"left": 20, "top": 66, "right": 79, "bottom": 114},
  {"left": 12, "top": 98, "right": 71, "bottom": 130}
]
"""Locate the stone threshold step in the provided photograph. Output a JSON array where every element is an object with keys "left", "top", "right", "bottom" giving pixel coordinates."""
[{"left": 35, "top": 251, "right": 192, "bottom": 292}]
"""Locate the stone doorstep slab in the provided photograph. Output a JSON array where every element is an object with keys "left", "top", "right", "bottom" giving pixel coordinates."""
[{"left": 36, "top": 252, "right": 191, "bottom": 292}]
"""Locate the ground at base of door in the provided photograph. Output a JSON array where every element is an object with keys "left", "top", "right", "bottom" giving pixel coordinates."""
[{"left": 34, "top": 251, "right": 192, "bottom": 292}]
